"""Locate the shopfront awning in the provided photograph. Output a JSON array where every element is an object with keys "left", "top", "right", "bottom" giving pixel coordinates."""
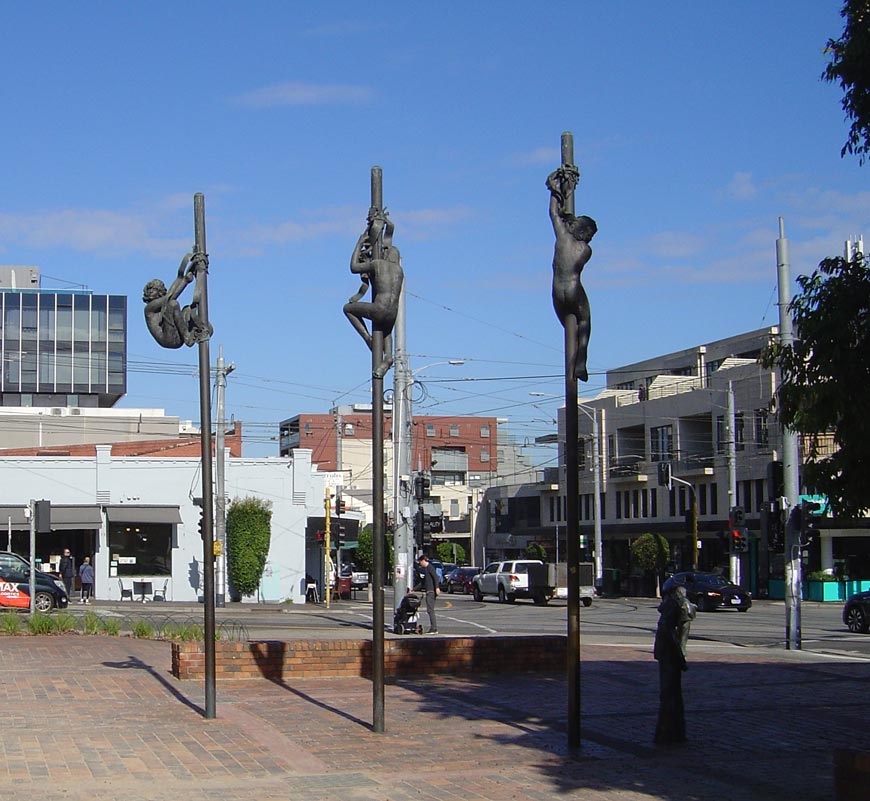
[
  {"left": 105, "top": 506, "right": 183, "bottom": 525},
  {"left": 0, "top": 505, "right": 103, "bottom": 531}
]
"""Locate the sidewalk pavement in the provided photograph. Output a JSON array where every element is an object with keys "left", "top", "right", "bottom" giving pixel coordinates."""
[{"left": 0, "top": 633, "right": 866, "bottom": 801}]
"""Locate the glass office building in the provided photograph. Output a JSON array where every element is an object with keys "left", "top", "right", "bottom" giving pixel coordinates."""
[{"left": 0, "top": 288, "right": 127, "bottom": 407}]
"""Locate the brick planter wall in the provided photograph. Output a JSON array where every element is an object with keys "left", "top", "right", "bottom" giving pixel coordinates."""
[{"left": 171, "top": 636, "right": 566, "bottom": 681}]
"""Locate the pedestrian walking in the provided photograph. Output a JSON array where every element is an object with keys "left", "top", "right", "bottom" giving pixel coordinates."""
[
  {"left": 59, "top": 548, "right": 76, "bottom": 599},
  {"left": 78, "top": 557, "right": 94, "bottom": 604},
  {"left": 653, "top": 577, "right": 696, "bottom": 744},
  {"left": 418, "top": 554, "right": 440, "bottom": 634}
]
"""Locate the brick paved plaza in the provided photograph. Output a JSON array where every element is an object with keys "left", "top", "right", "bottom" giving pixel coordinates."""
[{"left": 0, "top": 634, "right": 866, "bottom": 801}]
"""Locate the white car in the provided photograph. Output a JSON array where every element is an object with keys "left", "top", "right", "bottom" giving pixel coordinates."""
[{"left": 472, "top": 560, "right": 544, "bottom": 603}]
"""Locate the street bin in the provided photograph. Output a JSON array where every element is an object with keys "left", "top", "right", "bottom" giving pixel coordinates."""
[{"left": 335, "top": 576, "right": 352, "bottom": 599}]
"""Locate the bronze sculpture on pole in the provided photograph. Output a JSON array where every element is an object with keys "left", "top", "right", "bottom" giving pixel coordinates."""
[
  {"left": 143, "top": 193, "right": 217, "bottom": 720},
  {"left": 345, "top": 166, "right": 403, "bottom": 733},
  {"left": 547, "top": 132, "right": 597, "bottom": 750}
]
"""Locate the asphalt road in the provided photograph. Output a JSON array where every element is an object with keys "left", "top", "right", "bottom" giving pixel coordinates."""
[{"left": 72, "top": 590, "right": 870, "bottom": 661}]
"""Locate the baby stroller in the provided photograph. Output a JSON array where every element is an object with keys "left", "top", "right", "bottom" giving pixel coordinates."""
[{"left": 394, "top": 591, "right": 424, "bottom": 635}]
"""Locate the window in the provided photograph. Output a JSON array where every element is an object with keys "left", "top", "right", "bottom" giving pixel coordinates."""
[
  {"left": 426, "top": 424, "right": 436, "bottom": 437},
  {"left": 641, "top": 489, "right": 649, "bottom": 517},
  {"left": 650, "top": 425, "right": 673, "bottom": 462},
  {"left": 344, "top": 423, "right": 354, "bottom": 436},
  {"left": 754, "top": 410, "right": 769, "bottom": 447},
  {"left": 449, "top": 424, "right": 459, "bottom": 437},
  {"left": 699, "top": 484, "right": 708, "bottom": 516},
  {"left": 735, "top": 412, "right": 745, "bottom": 452},
  {"left": 480, "top": 449, "right": 490, "bottom": 462},
  {"left": 615, "top": 491, "right": 622, "bottom": 519},
  {"left": 715, "top": 416, "right": 726, "bottom": 454},
  {"left": 108, "top": 522, "right": 172, "bottom": 576},
  {"left": 710, "top": 483, "right": 718, "bottom": 515},
  {"left": 480, "top": 425, "right": 490, "bottom": 438},
  {"left": 304, "top": 422, "right": 311, "bottom": 435}
]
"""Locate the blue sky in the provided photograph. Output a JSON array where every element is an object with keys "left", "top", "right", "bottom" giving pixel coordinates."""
[{"left": 0, "top": 2, "right": 864, "bottom": 461}]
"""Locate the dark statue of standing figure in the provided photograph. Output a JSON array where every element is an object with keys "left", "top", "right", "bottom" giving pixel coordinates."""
[
  {"left": 547, "top": 166, "right": 597, "bottom": 382},
  {"left": 653, "top": 578, "right": 697, "bottom": 744},
  {"left": 343, "top": 208, "right": 404, "bottom": 377},
  {"left": 143, "top": 252, "right": 212, "bottom": 349}
]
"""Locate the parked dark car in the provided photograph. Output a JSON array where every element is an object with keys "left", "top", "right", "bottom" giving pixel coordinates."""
[
  {"left": 0, "top": 555, "right": 69, "bottom": 612},
  {"left": 444, "top": 566, "right": 481, "bottom": 594},
  {"left": 669, "top": 571, "right": 752, "bottom": 612},
  {"left": 843, "top": 590, "right": 870, "bottom": 633}
]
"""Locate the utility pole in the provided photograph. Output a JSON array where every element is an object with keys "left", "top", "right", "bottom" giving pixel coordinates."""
[
  {"left": 215, "top": 346, "right": 235, "bottom": 608},
  {"left": 589, "top": 407, "right": 603, "bottom": 589},
  {"left": 727, "top": 382, "right": 740, "bottom": 585},
  {"left": 324, "top": 488, "right": 333, "bottom": 608},
  {"left": 392, "top": 283, "right": 413, "bottom": 608},
  {"left": 777, "top": 217, "right": 802, "bottom": 650}
]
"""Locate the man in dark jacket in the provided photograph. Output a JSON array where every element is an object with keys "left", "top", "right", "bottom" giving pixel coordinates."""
[
  {"left": 418, "top": 555, "right": 440, "bottom": 634},
  {"left": 59, "top": 548, "right": 75, "bottom": 599}
]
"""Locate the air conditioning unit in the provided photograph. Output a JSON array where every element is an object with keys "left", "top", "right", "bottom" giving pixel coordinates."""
[
  {"left": 70, "top": 408, "right": 81, "bottom": 415},
  {"left": 50, "top": 408, "right": 62, "bottom": 416}
]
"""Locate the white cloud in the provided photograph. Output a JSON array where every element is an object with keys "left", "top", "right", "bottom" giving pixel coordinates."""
[
  {"left": 725, "top": 172, "right": 758, "bottom": 200},
  {"left": 231, "top": 81, "right": 375, "bottom": 108},
  {"left": 0, "top": 208, "right": 187, "bottom": 258}
]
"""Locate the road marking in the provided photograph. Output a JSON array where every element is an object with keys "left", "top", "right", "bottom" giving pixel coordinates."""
[{"left": 440, "top": 615, "right": 498, "bottom": 634}]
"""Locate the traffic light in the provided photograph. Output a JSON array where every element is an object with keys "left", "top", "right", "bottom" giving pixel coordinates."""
[
  {"left": 414, "top": 474, "right": 431, "bottom": 500},
  {"left": 198, "top": 508, "right": 207, "bottom": 540},
  {"left": 34, "top": 500, "right": 52, "bottom": 534},
  {"left": 731, "top": 528, "right": 748, "bottom": 554},
  {"left": 334, "top": 495, "right": 346, "bottom": 516},
  {"left": 729, "top": 506, "right": 746, "bottom": 528},
  {"left": 335, "top": 525, "right": 346, "bottom": 548},
  {"left": 657, "top": 462, "right": 672, "bottom": 489}
]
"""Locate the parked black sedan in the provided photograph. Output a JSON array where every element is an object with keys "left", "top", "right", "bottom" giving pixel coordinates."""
[
  {"left": 843, "top": 590, "right": 870, "bottom": 633},
  {"left": 669, "top": 571, "right": 752, "bottom": 612}
]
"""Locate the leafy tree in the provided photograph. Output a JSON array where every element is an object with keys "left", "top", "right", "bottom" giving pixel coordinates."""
[
  {"left": 823, "top": 1, "right": 870, "bottom": 164},
  {"left": 630, "top": 533, "right": 670, "bottom": 594},
  {"left": 436, "top": 542, "right": 466, "bottom": 564},
  {"left": 226, "top": 497, "right": 272, "bottom": 598},
  {"left": 354, "top": 525, "right": 393, "bottom": 581},
  {"left": 524, "top": 541, "right": 547, "bottom": 561},
  {"left": 763, "top": 252, "right": 870, "bottom": 517}
]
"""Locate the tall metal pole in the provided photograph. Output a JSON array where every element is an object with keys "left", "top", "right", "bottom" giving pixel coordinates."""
[
  {"left": 370, "top": 167, "right": 386, "bottom": 733},
  {"left": 28, "top": 500, "right": 36, "bottom": 615},
  {"left": 590, "top": 407, "right": 603, "bottom": 590},
  {"left": 727, "top": 382, "right": 740, "bottom": 585},
  {"left": 193, "top": 193, "right": 217, "bottom": 717},
  {"left": 392, "top": 284, "right": 413, "bottom": 608},
  {"left": 777, "top": 217, "right": 802, "bottom": 650},
  {"left": 215, "top": 346, "right": 233, "bottom": 608},
  {"left": 560, "top": 132, "right": 581, "bottom": 750}
]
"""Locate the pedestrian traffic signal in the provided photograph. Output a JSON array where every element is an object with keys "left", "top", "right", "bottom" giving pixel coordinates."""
[
  {"left": 335, "top": 525, "right": 346, "bottom": 547},
  {"left": 729, "top": 506, "right": 746, "bottom": 528}
]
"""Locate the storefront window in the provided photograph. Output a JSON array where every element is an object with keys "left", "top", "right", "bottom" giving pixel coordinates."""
[{"left": 108, "top": 523, "right": 172, "bottom": 575}]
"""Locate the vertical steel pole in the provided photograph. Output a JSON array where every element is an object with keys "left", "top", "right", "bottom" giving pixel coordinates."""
[
  {"left": 777, "top": 217, "right": 801, "bottom": 650},
  {"left": 561, "top": 132, "right": 581, "bottom": 750},
  {"left": 194, "top": 193, "right": 217, "bottom": 717},
  {"left": 215, "top": 346, "right": 227, "bottom": 608},
  {"left": 727, "top": 383, "right": 739, "bottom": 584},
  {"left": 28, "top": 500, "right": 36, "bottom": 615},
  {"left": 370, "top": 167, "right": 386, "bottom": 733},
  {"left": 392, "top": 284, "right": 413, "bottom": 608},
  {"left": 590, "top": 408, "right": 603, "bottom": 589}
]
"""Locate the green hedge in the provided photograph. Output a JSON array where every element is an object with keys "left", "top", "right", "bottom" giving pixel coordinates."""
[{"left": 226, "top": 497, "right": 272, "bottom": 599}]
